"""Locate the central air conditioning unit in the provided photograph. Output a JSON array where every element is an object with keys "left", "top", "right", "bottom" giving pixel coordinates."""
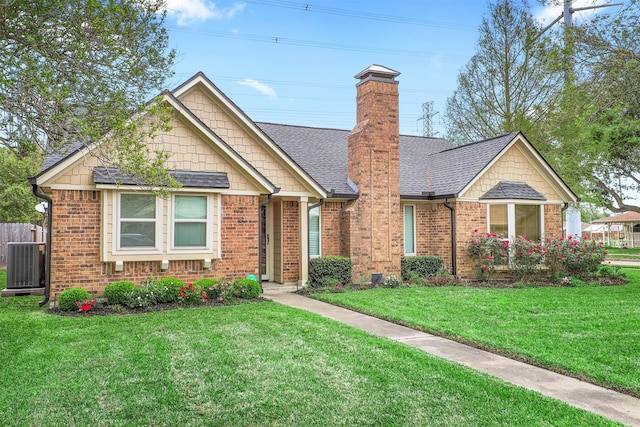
[{"left": 5, "top": 242, "right": 44, "bottom": 289}]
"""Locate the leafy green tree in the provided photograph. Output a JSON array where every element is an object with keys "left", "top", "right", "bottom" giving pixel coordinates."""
[
  {"left": 0, "top": 149, "right": 43, "bottom": 223},
  {"left": 0, "top": 0, "right": 176, "bottom": 187},
  {"left": 544, "top": 0, "right": 640, "bottom": 212},
  {"left": 445, "top": 0, "right": 562, "bottom": 144}
]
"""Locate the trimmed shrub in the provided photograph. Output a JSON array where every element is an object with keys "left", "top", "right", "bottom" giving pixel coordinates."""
[
  {"left": 309, "top": 256, "right": 352, "bottom": 288},
  {"left": 103, "top": 280, "right": 136, "bottom": 305},
  {"left": 58, "top": 288, "right": 92, "bottom": 311},
  {"left": 126, "top": 285, "right": 159, "bottom": 308},
  {"left": 401, "top": 256, "right": 444, "bottom": 281},
  {"left": 228, "top": 278, "right": 261, "bottom": 299},
  {"left": 153, "top": 277, "right": 185, "bottom": 303}
]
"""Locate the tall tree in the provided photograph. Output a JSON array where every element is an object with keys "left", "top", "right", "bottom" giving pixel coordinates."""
[
  {"left": 445, "top": 0, "right": 563, "bottom": 144},
  {"left": 544, "top": 0, "right": 640, "bottom": 212},
  {"left": 0, "top": 0, "right": 176, "bottom": 189},
  {"left": 0, "top": 148, "right": 43, "bottom": 223}
]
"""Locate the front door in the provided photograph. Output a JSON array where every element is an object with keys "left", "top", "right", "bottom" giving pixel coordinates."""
[{"left": 260, "top": 202, "right": 274, "bottom": 281}]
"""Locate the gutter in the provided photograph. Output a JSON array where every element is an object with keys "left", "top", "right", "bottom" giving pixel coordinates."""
[
  {"left": 443, "top": 199, "right": 457, "bottom": 276},
  {"left": 28, "top": 179, "right": 52, "bottom": 307}
]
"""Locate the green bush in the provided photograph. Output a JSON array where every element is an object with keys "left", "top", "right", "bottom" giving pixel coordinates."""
[
  {"left": 153, "top": 277, "right": 185, "bottom": 303},
  {"left": 58, "top": 288, "right": 92, "bottom": 311},
  {"left": 401, "top": 256, "right": 444, "bottom": 281},
  {"left": 103, "top": 280, "right": 136, "bottom": 305},
  {"left": 228, "top": 278, "right": 261, "bottom": 299},
  {"left": 126, "top": 285, "right": 159, "bottom": 308},
  {"left": 309, "top": 256, "right": 352, "bottom": 288}
]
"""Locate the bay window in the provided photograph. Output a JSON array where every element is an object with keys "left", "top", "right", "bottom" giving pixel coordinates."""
[{"left": 488, "top": 203, "right": 543, "bottom": 242}]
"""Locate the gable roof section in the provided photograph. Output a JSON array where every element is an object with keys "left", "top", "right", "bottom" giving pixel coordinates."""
[
  {"left": 480, "top": 181, "right": 546, "bottom": 200},
  {"left": 401, "top": 133, "right": 517, "bottom": 198},
  {"left": 171, "top": 73, "right": 327, "bottom": 198}
]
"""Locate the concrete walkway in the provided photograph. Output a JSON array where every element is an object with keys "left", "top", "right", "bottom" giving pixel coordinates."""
[{"left": 265, "top": 292, "right": 640, "bottom": 427}]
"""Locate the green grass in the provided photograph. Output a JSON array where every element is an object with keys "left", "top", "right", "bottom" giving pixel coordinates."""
[
  {"left": 606, "top": 247, "right": 640, "bottom": 259},
  {"left": 314, "top": 270, "right": 640, "bottom": 397},
  {"left": 0, "top": 270, "right": 619, "bottom": 426}
]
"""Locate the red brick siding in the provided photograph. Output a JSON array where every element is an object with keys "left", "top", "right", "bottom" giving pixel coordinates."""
[
  {"left": 282, "top": 201, "right": 300, "bottom": 283},
  {"left": 545, "top": 204, "right": 563, "bottom": 239},
  {"left": 321, "top": 202, "right": 344, "bottom": 256},
  {"left": 49, "top": 191, "right": 259, "bottom": 300}
]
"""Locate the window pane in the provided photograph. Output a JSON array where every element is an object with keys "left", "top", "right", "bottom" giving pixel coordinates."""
[
  {"left": 121, "top": 222, "right": 156, "bottom": 247},
  {"left": 516, "top": 205, "right": 541, "bottom": 241},
  {"left": 404, "top": 205, "right": 415, "bottom": 254},
  {"left": 121, "top": 194, "right": 155, "bottom": 219},
  {"left": 309, "top": 207, "right": 320, "bottom": 257},
  {"left": 175, "top": 223, "right": 206, "bottom": 247},
  {"left": 489, "top": 204, "right": 508, "bottom": 237},
  {"left": 175, "top": 196, "right": 206, "bottom": 219}
]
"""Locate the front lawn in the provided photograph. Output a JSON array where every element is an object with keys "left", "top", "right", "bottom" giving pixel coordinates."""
[
  {"left": 313, "top": 270, "right": 640, "bottom": 397},
  {"left": 0, "top": 270, "right": 619, "bottom": 426}
]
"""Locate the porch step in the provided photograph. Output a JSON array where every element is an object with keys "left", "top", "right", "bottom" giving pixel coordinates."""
[
  {"left": 1, "top": 287, "right": 45, "bottom": 297},
  {"left": 261, "top": 283, "right": 299, "bottom": 295}
]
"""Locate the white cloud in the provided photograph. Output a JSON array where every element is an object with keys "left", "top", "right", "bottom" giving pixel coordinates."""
[
  {"left": 236, "top": 79, "right": 277, "bottom": 99},
  {"left": 165, "top": 0, "right": 245, "bottom": 26}
]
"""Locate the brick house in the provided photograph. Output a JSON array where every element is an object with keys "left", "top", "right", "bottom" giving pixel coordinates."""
[{"left": 29, "top": 64, "right": 577, "bottom": 300}]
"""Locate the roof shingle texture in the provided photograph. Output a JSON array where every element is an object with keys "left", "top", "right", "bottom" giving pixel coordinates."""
[
  {"left": 480, "top": 181, "right": 546, "bottom": 200},
  {"left": 93, "top": 167, "right": 229, "bottom": 188}
]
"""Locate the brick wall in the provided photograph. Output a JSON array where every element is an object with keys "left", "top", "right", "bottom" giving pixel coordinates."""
[
  {"left": 49, "top": 191, "right": 259, "bottom": 301},
  {"left": 545, "top": 204, "right": 563, "bottom": 239},
  {"left": 321, "top": 202, "right": 344, "bottom": 256}
]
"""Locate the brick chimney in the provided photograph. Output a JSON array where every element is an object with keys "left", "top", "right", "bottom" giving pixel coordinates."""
[{"left": 344, "top": 65, "right": 402, "bottom": 281}]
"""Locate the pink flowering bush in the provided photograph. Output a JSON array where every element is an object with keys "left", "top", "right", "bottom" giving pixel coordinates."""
[
  {"left": 544, "top": 236, "right": 607, "bottom": 280},
  {"left": 465, "top": 230, "right": 509, "bottom": 281},
  {"left": 510, "top": 237, "right": 546, "bottom": 283},
  {"left": 178, "top": 283, "right": 208, "bottom": 305}
]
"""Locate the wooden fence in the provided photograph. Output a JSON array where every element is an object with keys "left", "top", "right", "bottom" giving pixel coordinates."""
[{"left": 0, "top": 223, "right": 45, "bottom": 268}]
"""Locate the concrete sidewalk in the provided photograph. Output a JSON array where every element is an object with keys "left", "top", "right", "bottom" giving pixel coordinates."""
[{"left": 266, "top": 292, "right": 640, "bottom": 426}]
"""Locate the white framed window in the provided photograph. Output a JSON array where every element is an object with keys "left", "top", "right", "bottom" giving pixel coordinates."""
[
  {"left": 488, "top": 203, "right": 543, "bottom": 242},
  {"left": 171, "top": 194, "right": 211, "bottom": 250},
  {"left": 118, "top": 193, "right": 160, "bottom": 250},
  {"left": 404, "top": 205, "right": 416, "bottom": 255},
  {"left": 309, "top": 206, "right": 321, "bottom": 258}
]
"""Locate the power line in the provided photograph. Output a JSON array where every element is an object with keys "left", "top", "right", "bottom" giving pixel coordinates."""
[
  {"left": 168, "top": 26, "right": 470, "bottom": 60},
  {"left": 244, "top": 0, "right": 475, "bottom": 31}
]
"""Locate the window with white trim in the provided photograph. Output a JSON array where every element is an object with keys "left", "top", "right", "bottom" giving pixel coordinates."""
[
  {"left": 173, "top": 195, "right": 209, "bottom": 248},
  {"left": 118, "top": 193, "right": 158, "bottom": 249},
  {"left": 488, "top": 203, "right": 542, "bottom": 242},
  {"left": 404, "top": 205, "right": 416, "bottom": 255},
  {"left": 309, "top": 206, "right": 321, "bottom": 257}
]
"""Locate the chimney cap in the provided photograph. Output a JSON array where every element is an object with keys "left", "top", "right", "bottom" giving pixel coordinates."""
[{"left": 354, "top": 64, "right": 400, "bottom": 82}]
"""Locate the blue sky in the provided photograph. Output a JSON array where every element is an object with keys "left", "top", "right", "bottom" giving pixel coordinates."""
[{"left": 161, "top": 0, "right": 608, "bottom": 138}]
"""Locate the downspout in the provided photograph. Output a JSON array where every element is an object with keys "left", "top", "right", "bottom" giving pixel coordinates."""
[
  {"left": 29, "top": 180, "right": 52, "bottom": 307},
  {"left": 258, "top": 194, "right": 273, "bottom": 293},
  {"left": 562, "top": 202, "right": 569, "bottom": 239},
  {"left": 443, "top": 199, "right": 457, "bottom": 276},
  {"left": 306, "top": 199, "right": 324, "bottom": 291}
]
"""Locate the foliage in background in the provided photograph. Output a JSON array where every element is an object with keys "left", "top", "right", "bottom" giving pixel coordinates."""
[
  {"left": 445, "top": 0, "right": 562, "bottom": 144},
  {"left": 0, "top": 149, "right": 43, "bottom": 223},
  {"left": 0, "top": 0, "right": 177, "bottom": 197}
]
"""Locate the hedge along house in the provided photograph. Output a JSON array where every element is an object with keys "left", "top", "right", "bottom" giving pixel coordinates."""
[{"left": 29, "top": 64, "right": 577, "bottom": 302}]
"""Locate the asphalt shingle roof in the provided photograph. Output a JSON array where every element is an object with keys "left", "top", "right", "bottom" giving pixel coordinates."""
[
  {"left": 480, "top": 181, "right": 546, "bottom": 200},
  {"left": 93, "top": 167, "right": 230, "bottom": 188}
]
